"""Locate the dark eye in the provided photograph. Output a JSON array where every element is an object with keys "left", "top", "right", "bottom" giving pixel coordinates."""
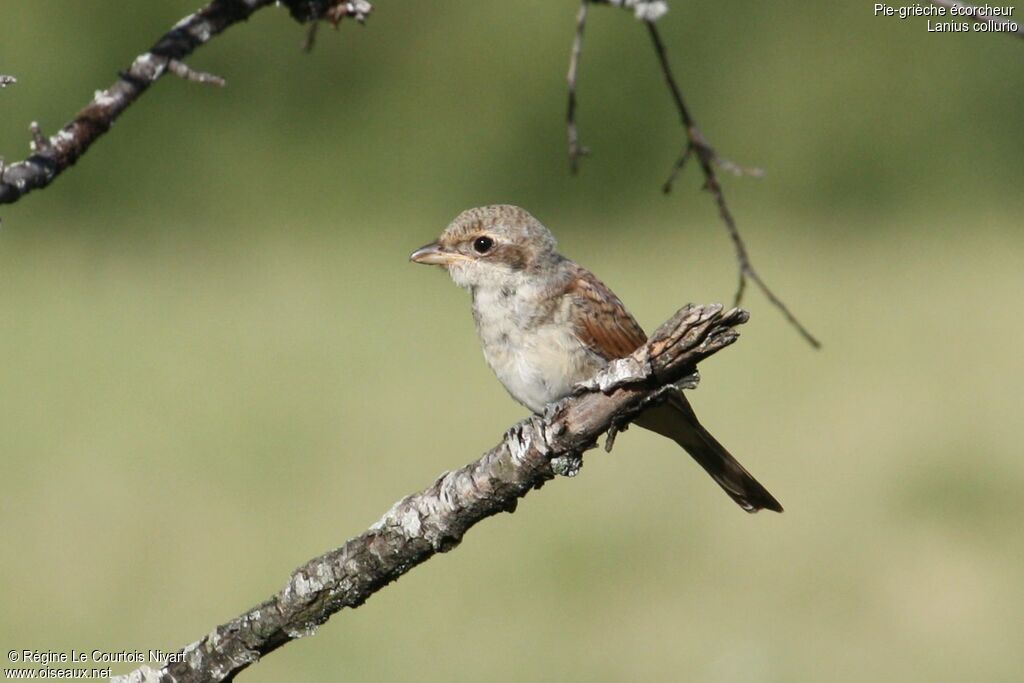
[{"left": 473, "top": 236, "right": 494, "bottom": 254}]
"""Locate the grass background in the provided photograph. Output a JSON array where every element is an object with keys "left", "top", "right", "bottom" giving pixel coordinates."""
[{"left": 1, "top": 2, "right": 1022, "bottom": 681}]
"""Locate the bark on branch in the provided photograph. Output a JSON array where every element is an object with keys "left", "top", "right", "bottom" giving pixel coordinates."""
[
  {"left": 114, "top": 303, "right": 749, "bottom": 683},
  {"left": 0, "top": 0, "right": 371, "bottom": 205}
]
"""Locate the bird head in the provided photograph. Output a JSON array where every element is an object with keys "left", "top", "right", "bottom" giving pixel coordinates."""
[{"left": 410, "top": 205, "right": 559, "bottom": 289}]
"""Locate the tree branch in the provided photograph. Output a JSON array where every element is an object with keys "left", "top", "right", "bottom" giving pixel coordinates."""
[
  {"left": 113, "top": 303, "right": 749, "bottom": 683},
  {"left": 927, "top": 0, "right": 1024, "bottom": 38},
  {"left": 643, "top": 21, "right": 820, "bottom": 349},
  {"left": 567, "top": 0, "right": 591, "bottom": 173},
  {"left": 0, "top": 0, "right": 372, "bottom": 205},
  {"left": 565, "top": 3, "right": 820, "bottom": 349}
]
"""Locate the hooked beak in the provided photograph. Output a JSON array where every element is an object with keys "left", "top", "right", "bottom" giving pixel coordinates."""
[{"left": 409, "top": 241, "right": 458, "bottom": 266}]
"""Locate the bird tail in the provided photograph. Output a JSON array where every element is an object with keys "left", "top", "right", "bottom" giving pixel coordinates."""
[{"left": 634, "top": 393, "right": 783, "bottom": 513}]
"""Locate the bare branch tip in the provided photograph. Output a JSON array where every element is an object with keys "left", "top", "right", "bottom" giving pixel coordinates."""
[
  {"left": 662, "top": 144, "right": 694, "bottom": 193},
  {"left": 302, "top": 23, "right": 320, "bottom": 52},
  {"left": 167, "top": 59, "right": 226, "bottom": 87},
  {"left": 29, "top": 122, "right": 51, "bottom": 153},
  {"left": 716, "top": 157, "right": 765, "bottom": 178}
]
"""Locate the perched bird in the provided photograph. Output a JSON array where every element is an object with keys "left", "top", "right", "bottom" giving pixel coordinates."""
[{"left": 410, "top": 205, "right": 782, "bottom": 513}]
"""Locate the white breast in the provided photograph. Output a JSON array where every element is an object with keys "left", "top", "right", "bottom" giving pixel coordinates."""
[{"left": 471, "top": 282, "right": 605, "bottom": 413}]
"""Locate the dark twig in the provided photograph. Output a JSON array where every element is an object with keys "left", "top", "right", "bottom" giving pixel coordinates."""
[
  {"left": 662, "top": 142, "right": 762, "bottom": 194},
  {"left": 643, "top": 21, "right": 821, "bottom": 348},
  {"left": 167, "top": 59, "right": 226, "bottom": 87},
  {"left": 927, "top": 0, "right": 1024, "bottom": 38},
  {"left": 0, "top": 0, "right": 372, "bottom": 205},
  {"left": 660, "top": 143, "right": 692, "bottom": 194},
  {"left": 302, "top": 21, "right": 320, "bottom": 52},
  {"left": 112, "top": 303, "right": 750, "bottom": 683},
  {"left": 567, "top": 0, "right": 591, "bottom": 173}
]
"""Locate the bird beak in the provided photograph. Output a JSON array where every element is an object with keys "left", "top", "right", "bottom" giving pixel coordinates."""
[{"left": 409, "top": 241, "right": 457, "bottom": 266}]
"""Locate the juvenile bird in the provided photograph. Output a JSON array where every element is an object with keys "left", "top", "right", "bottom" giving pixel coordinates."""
[{"left": 410, "top": 205, "right": 782, "bottom": 513}]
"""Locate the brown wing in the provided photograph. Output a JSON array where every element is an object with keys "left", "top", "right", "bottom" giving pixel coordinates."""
[{"left": 564, "top": 263, "right": 647, "bottom": 361}]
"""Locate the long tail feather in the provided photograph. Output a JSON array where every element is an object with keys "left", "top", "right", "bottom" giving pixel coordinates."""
[{"left": 634, "top": 393, "right": 783, "bottom": 513}]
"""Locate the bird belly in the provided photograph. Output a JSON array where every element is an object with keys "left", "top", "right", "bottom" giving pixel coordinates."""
[{"left": 481, "top": 323, "right": 602, "bottom": 413}]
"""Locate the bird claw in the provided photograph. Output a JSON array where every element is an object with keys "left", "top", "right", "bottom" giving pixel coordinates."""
[
  {"left": 640, "top": 372, "right": 700, "bottom": 411},
  {"left": 542, "top": 394, "right": 576, "bottom": 421},
  {"left": 674, "top": 370, "right": 700, "bottom": 392}
]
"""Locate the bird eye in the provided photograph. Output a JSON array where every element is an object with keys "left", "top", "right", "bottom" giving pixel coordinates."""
[{"left": 473, "top": 236, "right": 494, "bottom": 254}]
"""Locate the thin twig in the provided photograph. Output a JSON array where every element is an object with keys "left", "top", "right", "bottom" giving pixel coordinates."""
[
  {"left": 660, "top": 144, "right": 692, "bottom": 193},
  {"left": 167, "top": 59, "right": 226, "bottom": 87},
  {"left": 663, "top": 146, "right": 762, "bottom": 192},
  {"left": 644, "top": 20, "right": 821, "bottom": 348},
  {"left": 567, "top": 0, "right": 591, "bottom": 173},
  {"left": 927, "top": 0, "right": 1024, "bottom": 38},
  {"left": 713, "top": 156, "right": 764, "bottom": 178},
  {"left": 0, "top": 0, "right": 372, "bottom": 205},
  {"left": 113, "top": 303, "right": 751, "bottom": 683},
  {"left": 302, "top": 21, "right": 320, "bottom": 52}
]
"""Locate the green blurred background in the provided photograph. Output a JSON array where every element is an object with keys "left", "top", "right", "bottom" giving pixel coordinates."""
[{"left": 2, "top": 1, "right": 1022, "bottom": 681}]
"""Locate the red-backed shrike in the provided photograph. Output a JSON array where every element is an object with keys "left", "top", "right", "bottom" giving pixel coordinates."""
[{"left": 411, "top": 205, "right": 781, "bottom": 513}]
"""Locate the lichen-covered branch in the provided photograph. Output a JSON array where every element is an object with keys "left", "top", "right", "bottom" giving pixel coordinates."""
[
  {"left": 114, "top": 303, "right": 748, "bottom": 683},
  {"left": 0, "top": 0, "right": 372, "bottom": 205}
]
